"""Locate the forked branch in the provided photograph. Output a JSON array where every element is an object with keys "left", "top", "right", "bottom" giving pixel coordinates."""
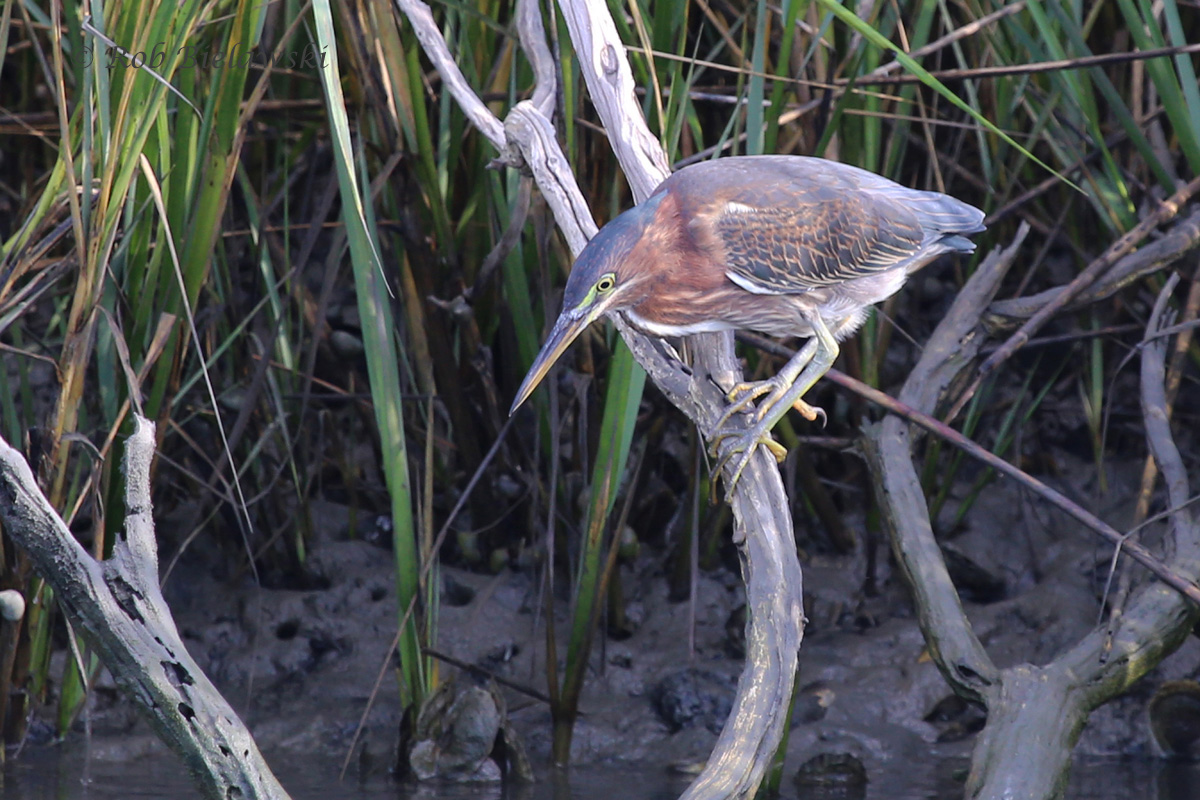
[
  {"left": 867, "top": 246, "right": 1200, "bottom": 799},
  {"left": 395, "top": 0, "right": 805, "bottom": 795},
  {"left": 0, "top": 417, "right": 290, "bottom": 800}
]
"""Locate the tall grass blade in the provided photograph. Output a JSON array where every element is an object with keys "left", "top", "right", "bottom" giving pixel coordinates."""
[
  {"left": 311, "top": 0, "right": 426, "bottom": 709},
  {"left": 815, "top": 0, "right": 1078, "bottom": 189}
]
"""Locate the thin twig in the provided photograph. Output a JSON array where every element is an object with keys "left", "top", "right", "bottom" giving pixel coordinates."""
[
  {"left": 984, "top": 208, "right": 1200, "bottom": 329},
  {"left": 844, "top": 41, "right": 1200, "bottom": 85},
  {"left": 392, "top": 0, "right": 505, "bottom": 149},
  {"left": 422, "top": 647, "right": 553, "bottom": 705},
  {"left": 950, "top": 174, "right": 1200, "bottom": 422},
  {"left": 740, "top": 332, "right": 1200, "bottom": 605}
]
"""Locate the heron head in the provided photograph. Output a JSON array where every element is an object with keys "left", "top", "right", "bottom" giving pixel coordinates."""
[{"left": 509, "top": 193, "right": 666, "bottom": 414}]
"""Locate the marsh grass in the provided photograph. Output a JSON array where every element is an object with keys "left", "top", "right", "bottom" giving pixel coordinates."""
[{"left": 0, "top": 0, "right": 1197, "bottom": 768}]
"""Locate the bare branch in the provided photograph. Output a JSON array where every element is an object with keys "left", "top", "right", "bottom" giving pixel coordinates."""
[
  {"left": 863, "top": 228, "right": 1029, "bottom": 702},
  {"left": 986, "top": 208, "right": 1200, "bottom": 330},
  {"left": 554, "top": 0, "right": 670, "bottom": 198},
  {"left": 397, "top": 0, "right": 806, "bottom": 794},
  {"left": 392, "top": 0, "right": 505, "bottom": 150},
  {"left": 502, "top": 104, "right": 596, "bottom": 254},
  {"left": 963, "top": 274, "right": 1200, "bottom": 799},
  {"left": 516, "top": 0, "right": 556, "bottom": 118},
  {"left": 111, "top": 415, "right": 158, "bottom": 587},
  {"left": 541, "top": 1, "right": 804, "bottom": 795},
  {"left": 1141, "top": 275, "right": 1195, "bottom": 519},
  {"left": 952, "top": 174, "right": 1200, "bottom": 420},
  {"left": 0, "top": 418, "right": 289, "bottom": 800}
]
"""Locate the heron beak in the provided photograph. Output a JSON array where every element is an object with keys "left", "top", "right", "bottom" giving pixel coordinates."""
[{"left": 509, "top": 309, "right": 597, "bottom": 415}]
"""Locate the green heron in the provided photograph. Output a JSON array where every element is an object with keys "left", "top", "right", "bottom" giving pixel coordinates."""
[{"left": 510, "top": 155, "right": 985, "bottom": 491}]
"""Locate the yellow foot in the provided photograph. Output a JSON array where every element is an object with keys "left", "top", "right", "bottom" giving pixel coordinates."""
[
  {"left": 792, "top": 397, "right": 826, "bottom": 424},
  {"left": 713, "top": 379, "right": 774, "bottom": 428},
  {"left": 708, "top": 427, "right": 789, "bottom": 502},
  {"left": 714, "top": 377, "right": 827, "bottom": 434}
]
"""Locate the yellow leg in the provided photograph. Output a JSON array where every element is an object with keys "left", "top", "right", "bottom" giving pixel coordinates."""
[
  {"left": 710, "top": 337, "right": 820, "bottom": 433},
  {"left": 709, "top": 316, "right": 840, "bottom": 499}
]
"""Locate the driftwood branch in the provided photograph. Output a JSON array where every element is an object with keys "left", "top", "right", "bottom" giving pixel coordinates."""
[
  {"left": 774, "top": 350, "right": 1200, "bottom": 604},
  {"left": 963, "top": 276, "right": 1200, "bottom": 800},
  {"left": 395, "top": 0, "right": 504, "bottom": 150},
  {"left": 951, "top": 174, "right": 1200, "bottom": 419},
  {"left": 985, "top": 207, "right": 1200, "bottom": 330},
  {"left": 396, "top": 0, "right": 805, "bottom": 796},
  {"left": 862, "top": 228, "right": 1028, "bottom": 703},
  {"left": 515, "top": 0, "right": 555, "bottom": 119},
  {"left": 0, "top": 417, "right": 289, "bottom": 800},
  {"left": 866, "top": 237, "right": 1200, "bottom": 798}
]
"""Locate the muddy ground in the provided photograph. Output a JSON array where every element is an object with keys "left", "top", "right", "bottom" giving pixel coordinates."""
[{"left": 60, "top": 447, "right": 1200, "bottom": 789}]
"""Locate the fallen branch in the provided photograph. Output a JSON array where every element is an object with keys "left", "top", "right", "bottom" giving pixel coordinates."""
[
  {"left": 984, "top": 207, "right": 1200, "bottom": 330},
  {"left": 866, "top": 243, "right": 1200, "bottom": 799},
  {"left": 861, "top": 230, "right": 1025, "bottom": 703},
  {"left": 950, "top": 174, "right": 1200, "bottom": 420},
  {"left": 0, "top": 417, "right": 289, "bottom": 800},
  {"left": 742, "top": 317, "right": 1200, "bottom": 604}
]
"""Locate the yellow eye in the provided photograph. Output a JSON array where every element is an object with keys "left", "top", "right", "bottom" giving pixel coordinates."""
[{"left": 596, "top": 274, "right": 616, "bottom": 293}]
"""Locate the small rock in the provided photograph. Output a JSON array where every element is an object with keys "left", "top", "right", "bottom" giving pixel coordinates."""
[
  {"left": 652, "top": 668, "right": 735, "bottom": 734},
  {"left": 794, "top": 752, "right": 868, "bottom": 797},
  {"left": 795, "top": 681, "right": 835, "bottom": 725},
  {"left": 1150, "top": 681, "right": 1200, "bottom": 759},
  {"left": 407, "top": 679, "right": 531, "bottom": 782},
  {"left": 924, "top": 694, "right": 987, "bottom": 742}
]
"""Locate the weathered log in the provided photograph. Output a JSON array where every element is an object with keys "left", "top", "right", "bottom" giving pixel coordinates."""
[
  {"left": 0, "top": 417, "right": 290, "bottom": 800},
  {"left": 866, "top": 242, "right": 1200, "bottom": 799}
]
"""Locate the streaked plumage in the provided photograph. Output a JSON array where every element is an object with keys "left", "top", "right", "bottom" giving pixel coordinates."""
[{"left": 511, "top": 155, "right": 985, "bottom": 494}]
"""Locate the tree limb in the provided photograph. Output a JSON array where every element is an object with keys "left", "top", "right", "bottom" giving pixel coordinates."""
[
  {"left": 0, "top": 417, "right": 290, "bottom": 800},
  {"left": 867, "top": 232, "right": 1200, "bottom": 799},
  {"left": 862, "top": 228, "right": 1028, "bottom": 702},
  {"left": 951, "top": 174, "right": 1200, "bottom": 420},
  {"left": 396, "top": 0, "right": 806, "bottom": 795}
]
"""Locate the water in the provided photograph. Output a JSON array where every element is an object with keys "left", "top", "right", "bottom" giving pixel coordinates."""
[
  {"left": 0, "top": 746, "right": 1192, "bottom": 799},
  {"left": 0, "top": 747, "right": 689, "bottom": 800}
]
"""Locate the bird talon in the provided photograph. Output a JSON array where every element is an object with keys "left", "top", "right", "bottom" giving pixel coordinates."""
[
  {"left": 764, "top": 438, "right": 789, "bottom": 463},
  {"left": 712, "top": 380, "right": 773, "bottom": 432},
  {"left": 726, "top": 380, "right": 771, "bottom": 405},
  {"left": 791, "top": 399, "right": 828, "bottom": 427},
  {"left": 706, "top": 428, "right": 737, "bottom": 458},
  {"left": 710, "top": 447, "right": 755, "bottom": 502},
  {"left": 708, "top": 425, "right": 790, "bottom": 500},
  {"left": 792, "top": 398, "right": 825, "bottom": 424},
  {"left": 723, "top": 450, "right": 755, "bottom": 498}
]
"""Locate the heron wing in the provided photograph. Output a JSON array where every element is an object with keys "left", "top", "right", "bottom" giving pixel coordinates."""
[{"left": 709, "top": 188, "right": 928, "bottom": 294}]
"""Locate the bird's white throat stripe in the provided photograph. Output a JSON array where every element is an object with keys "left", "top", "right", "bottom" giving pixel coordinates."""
[{"left": 623, "top": 309, "right": 734, "bottom": 337}]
